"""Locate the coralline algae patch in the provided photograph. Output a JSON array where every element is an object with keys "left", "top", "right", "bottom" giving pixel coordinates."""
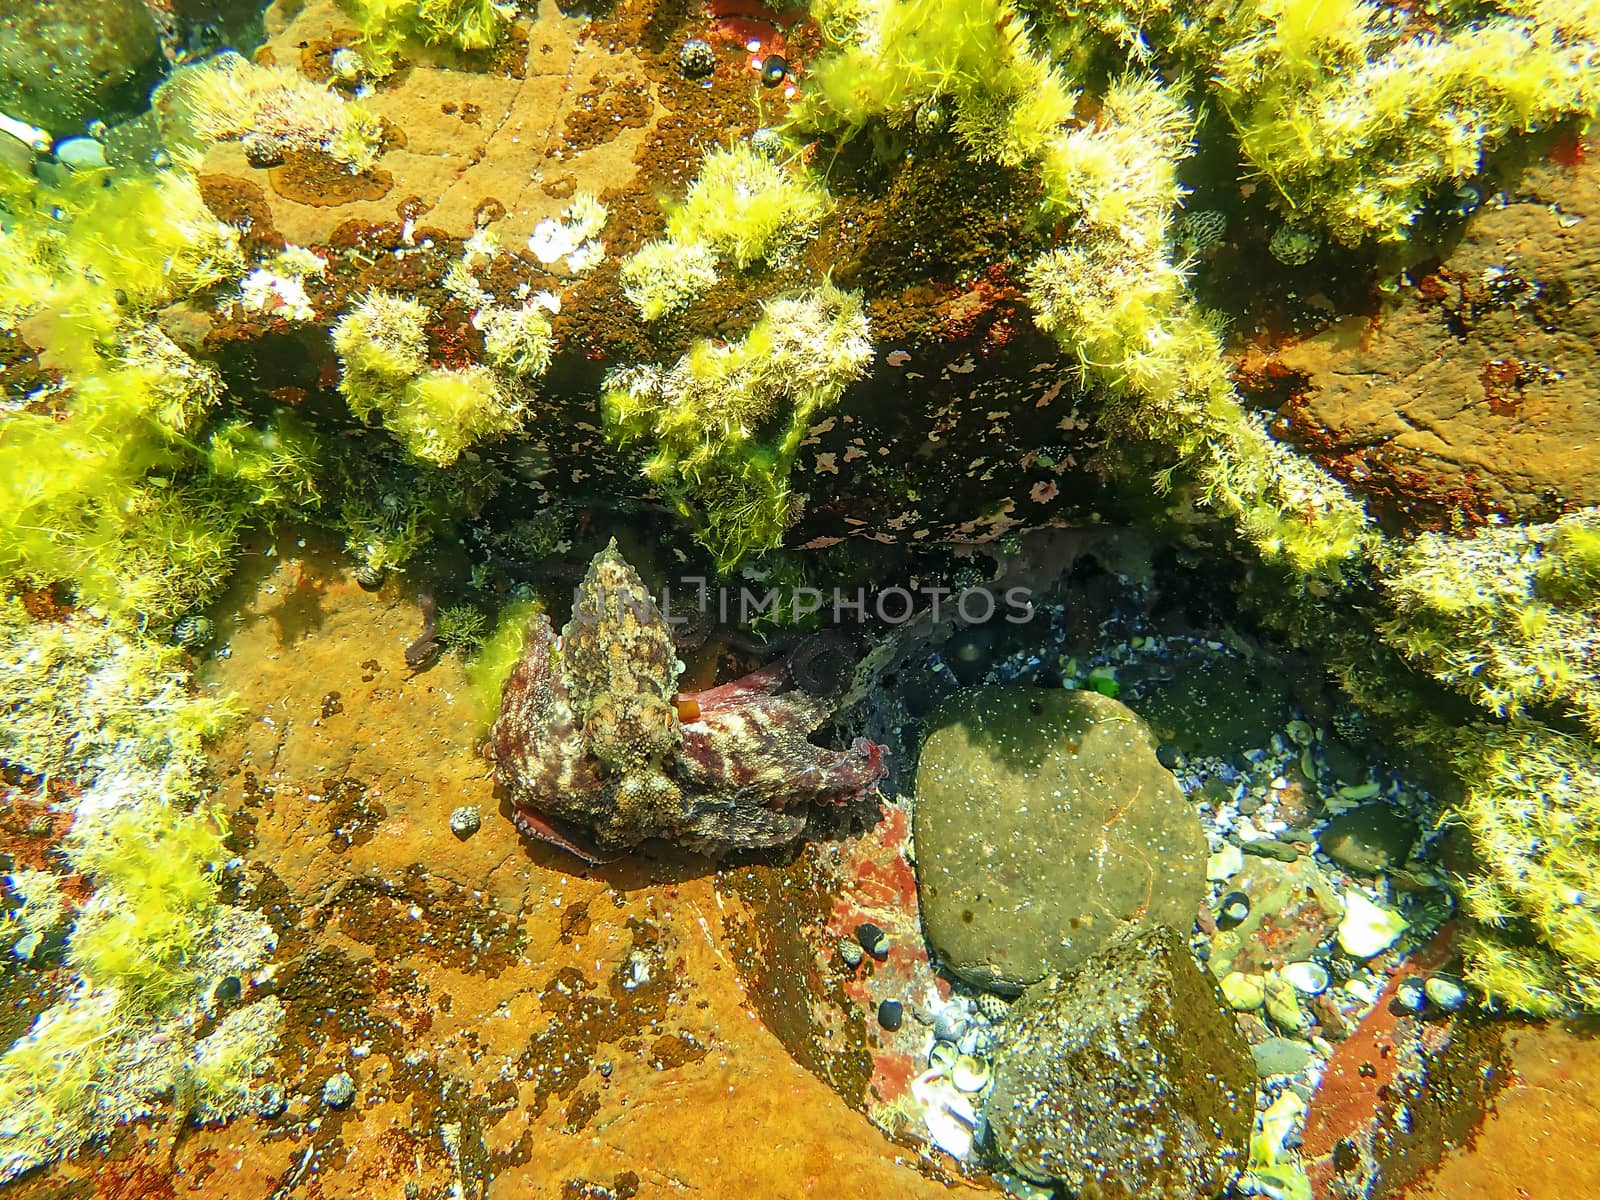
[
  {"left": 4, "top": 533, "right": 986, "bottom": 1199},
  {"left": 820, "top": 804, "right": 953, "bottom": 1114}
]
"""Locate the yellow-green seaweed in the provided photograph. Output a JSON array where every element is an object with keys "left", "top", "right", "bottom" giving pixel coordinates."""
[{"left": 603, "top": 282, "right": 874, "bottom": 569}]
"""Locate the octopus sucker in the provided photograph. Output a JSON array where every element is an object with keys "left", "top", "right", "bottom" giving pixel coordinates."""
[{"left": 486, "top": 539, "right": 888, "bottom": 859}]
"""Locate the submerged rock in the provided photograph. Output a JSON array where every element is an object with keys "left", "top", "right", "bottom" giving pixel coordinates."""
[
  {"left": 0, "top": 0, "right": 162, "bottom": 136},
  {"left": 986, "top": 926, "right": 1255, "bottom": 1197},
  {"left": 1318, "top": 804, "right": 1418, "bottom": 874},
  {"left": 1122, "top": 650, "right": 1293, "bottom": 757},
  {"left": 1207, "top": 856, "right": 1345, "bottom": 978},
  {"left": 914, "top": 688, "right": 1206, "bottom": 992}
]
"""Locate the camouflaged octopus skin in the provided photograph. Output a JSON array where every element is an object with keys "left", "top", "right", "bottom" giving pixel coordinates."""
[{"left": 487, "top": 540, "right": 887, "bottom": 859}]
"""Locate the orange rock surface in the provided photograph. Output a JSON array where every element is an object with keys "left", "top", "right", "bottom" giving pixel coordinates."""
[{"left": 5, "top": 537, "right": 985, "bottom": 1200}]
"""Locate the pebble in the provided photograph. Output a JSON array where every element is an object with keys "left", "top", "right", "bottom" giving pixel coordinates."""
[
  {"left": 448, "top": 806, "right": 481, "bottom": 838},
  {"left": 1241, "top": 837, "right": 1300, "bottom": 862},
  {"left": 255, "top": 1085, "right": 287, "bottom": 1119},
  {"left": 855, "top": 922, "right": 889, "bottom": 960},
  {"left": 1393, "top": 977, "right": 1428, "bottom": 1014},
  {"left": 837, "top": 937, "right": 864, "bottom": 969},
  {"left": 1219, "top": 971, "right": 1265, "bottom": 1011},
  {"left": 1424, "top": 975, "right": 1468, "bottom": 1012},
  {"left": 322, "top": 1072, "right": 356, "bottom": 1109},
  {"left": 1251, "top": 1036, "right": 1314, "bottom": 1078},
  {"left": 1206, "top": 844, "right": 1244, "bottom": 881},
  {"left": 1322, "top": 739, "right": 1367, "bottom": 784},
  {"left": 1318, "top": 805, "right": 1418, "bottom": 874},
  {"left": 1337, "top": 891, "right": 1408, "bottom": 958},
  {"left": 877, "top": 999, "right": 904, "bottom": 1031},
  {"left": 13, "top": 931, "right": 42, "bottom": 963},
  {"left": 1264, "top": 973, "right": 1309, "bottom": 1033},
  {"left": 55, "top": 136, "right": 106, "bottom": 170}
]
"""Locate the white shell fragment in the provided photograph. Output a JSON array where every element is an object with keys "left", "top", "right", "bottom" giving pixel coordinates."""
[
  {"left": 1337, "top": 891, "right": 1409, "bottom": 958},
  {"left": 1281, "top": 960, "right": 1330, "bottom": 995},
  {"left": 911, "top": 1070, "right": 980, "bottom": 1159}
]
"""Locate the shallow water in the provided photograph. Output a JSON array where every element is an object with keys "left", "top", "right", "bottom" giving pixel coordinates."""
[{"left": 2, "top": 1, "right": 1599, "bottom": 1198}]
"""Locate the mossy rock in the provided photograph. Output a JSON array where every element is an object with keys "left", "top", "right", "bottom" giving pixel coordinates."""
[
  {"left": 0, "top": 0, "right": 163, "bottom": 136},
  {"left": 913, "top": 687, "right": 1206, "bottom": 993},
  {"left": 987, "top": 925, "right": 1255, "bottom": 1197}
]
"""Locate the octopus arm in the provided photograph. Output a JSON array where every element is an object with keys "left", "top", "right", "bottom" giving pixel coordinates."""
[
  {"left": 488, "top": 610, "right": 603, "bottom": 811},
  {"left": 677, "top": 802, "right": 811, "bottom": 853},
  {"left": 686, "top": 660, "right": 791, "bottom": 712},
  {"left": 678, "top": 714, "right": 886, "bottom": 811}
]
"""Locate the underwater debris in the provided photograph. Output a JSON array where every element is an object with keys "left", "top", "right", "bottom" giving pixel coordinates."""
[{"left": 486, "top": 541, "right": 887, "bottom": 858}]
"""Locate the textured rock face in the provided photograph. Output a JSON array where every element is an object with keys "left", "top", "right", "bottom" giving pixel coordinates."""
[
  {"left": 913, "top": 687, "right": 1206, "bottom": 992},
  {"left": 1206, "top": 855, "right": 1345, "bottom": 978},
  {"left": 987, "top": 926, "right": 1255, "bottom": 1198},
  {"left": 1271, "top": 152, "right": 1600, "bottom": 529},
  {"left": 0, "top": 0, "right": 162, "bottom": 135}
]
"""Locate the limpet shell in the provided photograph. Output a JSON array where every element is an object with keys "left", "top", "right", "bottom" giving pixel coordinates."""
[
  {"left": 950, "top": 1054, "right": 991, "bottom": 1094},
  {"left": 1281, "top": 960, "right": 1329, "bottom": 995}
]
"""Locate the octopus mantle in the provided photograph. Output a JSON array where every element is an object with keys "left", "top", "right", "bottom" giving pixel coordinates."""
[{"left": 487, "top": 541, "right": 887, "bottom": 859}]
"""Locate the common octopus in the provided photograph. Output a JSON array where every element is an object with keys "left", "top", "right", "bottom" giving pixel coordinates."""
[{"left": 487, "top": 540, "right": 888, "bottom": 860}]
